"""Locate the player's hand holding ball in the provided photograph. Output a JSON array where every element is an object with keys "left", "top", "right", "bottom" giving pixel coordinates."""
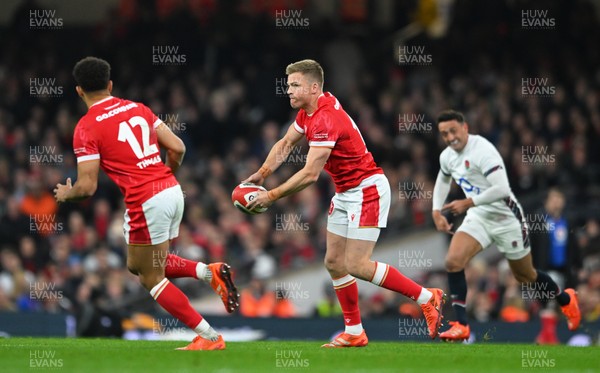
[
  {"left": 232, "top": 183, "right": 270, "bottom": 215},
  {"left": 242, "top": 171, "right": 265, "bottom": 186}
]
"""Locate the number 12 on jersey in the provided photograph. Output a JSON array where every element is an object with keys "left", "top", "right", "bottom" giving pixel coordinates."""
[{"left": 118, "top": 116, "right": 159, "bottom": 159}]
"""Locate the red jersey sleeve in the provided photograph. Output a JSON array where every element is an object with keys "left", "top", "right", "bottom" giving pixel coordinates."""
[
  {"left": 306, "top": 113, "right": 339, "bottom": 148},
  {"left": 138, "top": 103, "right": 162, "bottom": 129},
  {"left": 73, "top": 120, "right": 100, "bottom": 163}
]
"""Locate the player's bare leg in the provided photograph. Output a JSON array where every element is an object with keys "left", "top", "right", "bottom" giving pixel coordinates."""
[
  {"left": 127, "top": 242, "right": 225, "bottom": 350},
  {"left": 440, "top": 232, "right": 481, "bottom": 342},
  {"left": 324, "top": 230, "right": 348, "bottom": 279},
  {"left": 322, "top": 230, "right": 369, "bottom": 347},
  {"left": 343, "top": 233, "right": 445, "bottom": 339},
  {"left": 506, "top": 253, "right": 537, "bottom": 283},
  {"left": 509, "top": 253, "right": 580, "bottom": 331}
]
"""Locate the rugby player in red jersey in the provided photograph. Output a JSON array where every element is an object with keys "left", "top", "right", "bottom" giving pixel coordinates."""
[
  {"left": 245, "top": 59, "right": 446, "bottom": 346},
  {"left": 54, "top": 57, "right": 238, "bottom": 350}
]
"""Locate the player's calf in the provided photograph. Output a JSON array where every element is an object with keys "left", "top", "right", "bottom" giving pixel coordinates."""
[{"left": 343, "top": 258, "right": 374, "bottom": 281}]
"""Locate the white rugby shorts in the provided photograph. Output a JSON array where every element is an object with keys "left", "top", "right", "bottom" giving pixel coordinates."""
[
  {"left": 457, "top": 209, "right": 531, "bottom": 260},
  {"left": 123, "top": 185, "right": 184, "bottom": 245},
  {"left": 327, "top": 174, "right": 390, "bottom": 242}
]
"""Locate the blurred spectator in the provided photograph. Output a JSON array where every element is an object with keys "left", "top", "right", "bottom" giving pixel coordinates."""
[
  {"left": 577, "top": 268, "right": 600, "bottom": 322},
  {"left": 313, "top": 282, "right": 343, "bottom": 318},
  {"left": 74, "top": 276, "right": 123, "bottom": 337},
  {"left": 18, "top": 236, "right": 42, "bottom": 274},
  {"left": 239, "top": 278, "right": 275, "bottom": 318},
  {"left": 0, "top": 196, "right": 30, "bottom": 246},
  {"left": 83, "top": 246, "right": 122, "bottom": 276},
  {"left": 273, "top": 290, "right": 297, "bottom": 318},
  {"left": 68, "top": 211, "right": 89, "bottom": 253},
  {"left": 364, "top": 290, "right": 401, "bottom": 318},
  {"left": 0, "top": 287, "right": 16, "bottom": 311},
  {"left": 530, "top": 188, "right": 581, "bottom": 288},
  {"left": 19, "top": 175, "right": 58, "bottom": 237},
  {"left": 578, "top": 219, "right": 600, "bottom": 270},
  {"left": 0, "top": 248, "right": 34, "bottom": 308},
  {"left": 93, "top": 199, "right": 111, "bottom": 242}
]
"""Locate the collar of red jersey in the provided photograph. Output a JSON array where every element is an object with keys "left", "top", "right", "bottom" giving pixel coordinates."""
[
  {"left": 90, "top": 96, "right": 114, "bottom": 108},
  {"left": 311, "top": 92, "right": 331, "bottom": 112}
]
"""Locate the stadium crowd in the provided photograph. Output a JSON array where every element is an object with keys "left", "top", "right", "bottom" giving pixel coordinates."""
[{"left": 0, "top": 0, "right": 599, "bottom": 335}]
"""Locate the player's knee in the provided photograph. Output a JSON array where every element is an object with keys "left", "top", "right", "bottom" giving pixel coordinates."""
[
  {"left": 324, "top": 255, "right": 344, "bottom": 275},
  {"left": 445, "top": 255, "right": 466, "bottom": 272}
]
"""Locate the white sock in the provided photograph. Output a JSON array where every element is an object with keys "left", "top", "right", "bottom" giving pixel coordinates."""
[
  {"left": 196, "top": 263, "right": 210, "bottom": 282},
  {"left": 194, "top": 318, "right": 219, "bottom": 341},
  {"left": 416, "top": 288, "right": 433, "bottom": 305},
  {"left": 345, "top": 323, "right": 363, "bottom": 336}
]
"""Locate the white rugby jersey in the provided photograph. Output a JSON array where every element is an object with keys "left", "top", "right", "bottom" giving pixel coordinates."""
[{"left": 439, "top": 134, "right": 524, "bottom": 220}]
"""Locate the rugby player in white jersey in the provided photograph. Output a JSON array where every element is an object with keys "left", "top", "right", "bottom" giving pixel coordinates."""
[{"left": 431, "top": 110, "right": 581, "bottom": 341}]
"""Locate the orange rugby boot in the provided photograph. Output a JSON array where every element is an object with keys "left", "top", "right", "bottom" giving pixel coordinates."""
[
  {"left": 176, "top": 335, "right": 225, "bottom": 351},
  {"left": 208, "top": 263, "right": 240, "bottom": 313},
  {"left": 439, "top": 321, "right": 471, "bottom": 342},
  {"left": 560, "top": 288, "right": 581, "bottom": 331},
  {"left": 420, "top": 288, "right": 446, "bottom": 339},
  {"left": 321, "top": 330, "right": 368, "bottom": 348}
]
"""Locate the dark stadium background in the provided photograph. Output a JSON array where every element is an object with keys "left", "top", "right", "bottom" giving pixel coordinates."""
[{"left": 0, "top": 0, "right": 599, "bottom": 344}]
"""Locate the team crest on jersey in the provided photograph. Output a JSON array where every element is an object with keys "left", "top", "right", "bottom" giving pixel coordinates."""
[{"left": 465, "top": 160, "right": 470, "bottom": 169}]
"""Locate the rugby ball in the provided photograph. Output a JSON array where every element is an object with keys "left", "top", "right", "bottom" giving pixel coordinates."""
[{"left": 232, "top": 183, "right": 268, "bottom": 215}]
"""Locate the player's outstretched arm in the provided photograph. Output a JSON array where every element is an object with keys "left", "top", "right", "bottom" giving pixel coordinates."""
[
  {"left": 246, "top": 146, "right": 331, "bottom": 210},
  {"left": 54, "top": 159, "right": 100, "bottom": 202},
  {"left": 442, "top": 166, "right": 511, "bottom": 215},
  {"left": 243, "top": 123, "right": 304, "bottom": 185},
  {"left": 156, "top": 122, "right": 186, "bottom": 174},
  {"left": 469, "top": 167, "right": 511, "bottom": 205},
  {"left": 432, "top": 171, "right": 454, "bottom": 234}
]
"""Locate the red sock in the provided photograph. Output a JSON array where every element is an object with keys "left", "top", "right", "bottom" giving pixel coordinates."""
[
  {"left": 370, "top": 261, "right": 422, "bottom": 301},
  {"left": 535, "top": 309, "right": 559, "bottom": 344},
  {"left": 540, "top": 310, "right": 558, "bottom": 336},
  {"left": 332, "top": 275, "right": 361, "bottom": 326},
  {"left": 150, "top": 278, "right": 202, "bottom": 329},
  {"left": 164, "top": 254, "right": 198, "bottom": 279}
]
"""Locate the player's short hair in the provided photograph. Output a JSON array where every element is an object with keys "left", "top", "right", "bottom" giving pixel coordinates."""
[
  {"left": 73, "top": 57, "right": 111, "bottom": 92},
  {"left": 286, "top": 59, "right": 324, "bottom": 88},
  {"left": 437, "top": 110, "right": 465, "bottom": 124}
]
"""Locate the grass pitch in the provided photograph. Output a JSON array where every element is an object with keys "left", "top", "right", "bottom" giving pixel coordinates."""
[{"left": 1, "top": 338, "right": 598, "bottom": 373}]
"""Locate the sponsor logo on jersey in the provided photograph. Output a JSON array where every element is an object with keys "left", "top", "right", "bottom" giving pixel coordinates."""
[{"left": 96, "top": 102, "right": 138, "bottom": 122}]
